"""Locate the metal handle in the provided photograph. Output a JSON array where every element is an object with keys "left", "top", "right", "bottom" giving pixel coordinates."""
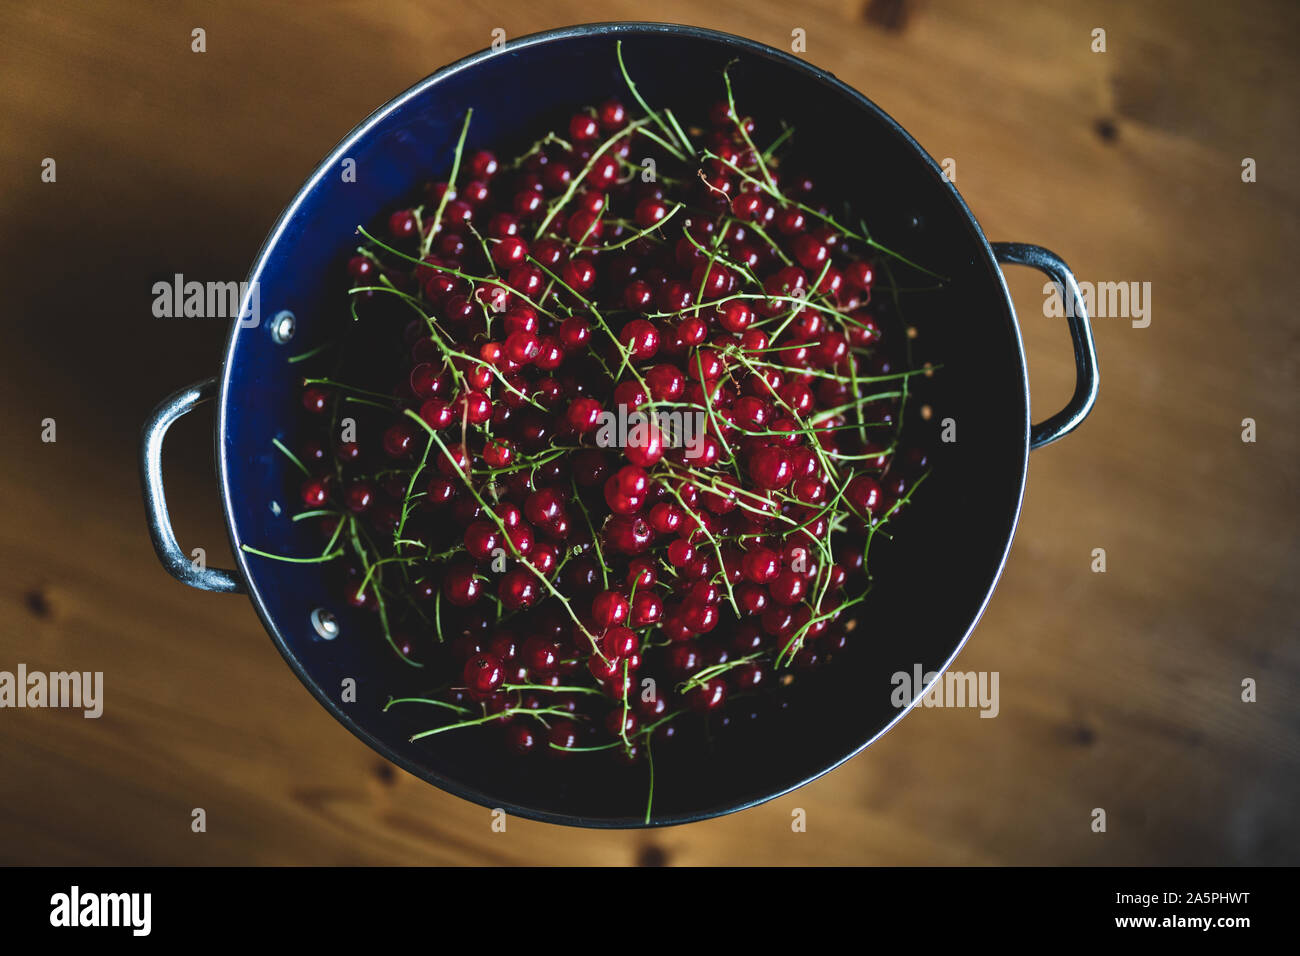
[
  {"left": 992, "top": 242, "right": 1100, "bottom": 450},
  {"left": 140, "top": 378, "right": 244, "bottom": 593}
]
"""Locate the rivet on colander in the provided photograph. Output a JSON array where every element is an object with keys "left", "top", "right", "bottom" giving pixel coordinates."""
[
  {"left": 310, "top": 607, "right": 339, "bottom": 640},
  {"left": 271, "top": 311, "right": 296, "bottom": 344}
]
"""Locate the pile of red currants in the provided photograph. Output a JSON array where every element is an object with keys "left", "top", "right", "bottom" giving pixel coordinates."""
[{"left": 279, "top": 57, "right": 935, "bottom": 777}]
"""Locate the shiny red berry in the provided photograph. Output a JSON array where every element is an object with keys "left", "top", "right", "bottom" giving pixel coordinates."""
[
  {"left": 845, "top": 474, "right": 883, "bottom": 516},
  {"left": 499, "top": 567, "right": 539, "bottom": 610},
  {"left": 566, "top": 396, "right": 603, "bottom": 433},
  {"left": 591, "top": 590, "right": 630, "bottom": 628},
  {"left": 688, "top": 678, "right": 727, "bottom": 712},
  {"left": 619, "top": 319, "right": 660, "bottom": 361},
  {"left": 748, "top": 446, "right": 793, "bottom": 489},
  {"left": 598, "top": 99, "right": 627, "bottom": 130},
  {"left": 464, "top": 653, "right": 504, "bottom": 697},
  {"left": 300, "top": 479, "right": 328, "bottom": 508},
  {"left": 301, "top": 386, "right": 330, "bottom": 414},
  {"left": 742, "top": 547, "right": 780, "bottom": 583},
  {"left": 383, "top": 422, "right": 415, "bottom": 458},
  {"left": 467, "top": 150, "right": 499, "bottom": 179}
]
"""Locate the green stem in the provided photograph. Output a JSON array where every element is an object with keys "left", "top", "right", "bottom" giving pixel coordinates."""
[
  {"left": 421, "top": 109, "right": 473, "bottom": 258},
  {"left": 272, "top": 438, "right": 309, "bottom": 476}
]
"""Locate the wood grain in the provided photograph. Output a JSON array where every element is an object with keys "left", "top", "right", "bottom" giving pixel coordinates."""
[{"left": 0, "top": 0, "right": 1295, "bottom": 865}]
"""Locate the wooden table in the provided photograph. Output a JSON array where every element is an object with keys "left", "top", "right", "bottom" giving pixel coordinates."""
[{"left": 0, "top": 0, "right": 1295, "bottom": 865}]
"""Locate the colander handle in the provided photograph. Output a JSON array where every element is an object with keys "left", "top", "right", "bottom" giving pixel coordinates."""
[
  {"left": 992, "top": 242, "right": 1100, "bottom": 450},
  {"left": 140, "top": 377, "right": 245, "bottom": 593}
]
